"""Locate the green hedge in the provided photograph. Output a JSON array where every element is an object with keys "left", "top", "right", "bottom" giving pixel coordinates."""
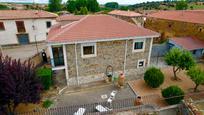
[
  {"left": 162, "top": 85, "right": 184, "bottom": 105},
  {"left": 36, "top": 67, "right": 52, "bottom": 90},
  {"left": 144, "top": 67, "right": 164, "bottom": 88},
  {"left": 43, "top": 99, "right": 53, "bottom": 108}
]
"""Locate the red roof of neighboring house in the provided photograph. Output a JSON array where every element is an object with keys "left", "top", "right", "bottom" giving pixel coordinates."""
[
  {"left": 56, "top": 15, "right": 85, "bottom": 21},
  {"left": 108, "top": 10, "right": 142, "bottom": 17},
  {"left": 48, "top": 15, "right": 159, "bottom": 43},
  {"left": 0, "top": 10, "right": 57, "bottom": 20},
  {"left": 147, "top": 10, "right": 204, "bottom": 24},
  {"left": 170, "top": 37, "right": 204, "bottom": 50}
]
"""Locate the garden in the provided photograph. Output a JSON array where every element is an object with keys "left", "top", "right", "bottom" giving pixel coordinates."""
[
  {"left": 0, "top": 55, "right": 59, "bottom": 114},
  {"left": 129, "top": 48, "right": 204, "bottom": 107}
]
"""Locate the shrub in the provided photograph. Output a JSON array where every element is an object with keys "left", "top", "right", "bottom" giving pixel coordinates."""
[
  {"left": 36, "top": 67, "right": 52, "bottom": 90},
  {"left": 144, "top": 67, "right": 164, "bottom": 88},
  {"left": 162, "top": 85, "right": 184, "bottom": 105},
  {"left": 43, "top": 99, "right": 53, "bottom": 108}
]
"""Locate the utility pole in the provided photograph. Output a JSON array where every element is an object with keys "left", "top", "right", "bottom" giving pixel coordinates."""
[
  {"left": 0, "top": 45, "right": 4, "bottom": 57},
  {"left": 34, "top": 35, "right": 39, "bottom": 54}
]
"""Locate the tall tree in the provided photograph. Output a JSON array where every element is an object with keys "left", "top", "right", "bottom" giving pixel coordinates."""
[
  {"left": 0, "top": 55, "right": 42, "bottom": 114},
  {"left": 66, "top": 0, "right": 77, "bottom": 13},
  {"left": 87, "top": 0, "right": 99, "bottom": 12},
  {"left": 165, "top": 48, "right": 195, "bottom": 80},
  {"left": 75, "top": 0, "right": 87, "bottom": 11},
  {"left": 176, "top": 0, "right": 188, "bottom": 10},
  {"left": 105, "top": 2, "right": 119, "bottom": 9},
  {"left": 48, "top": 0, "right": 62, "bottom": 12},
  {"left": 187, "top": 67, "right": 204, "bottom": 92}
]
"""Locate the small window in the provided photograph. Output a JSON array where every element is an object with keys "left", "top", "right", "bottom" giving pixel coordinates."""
[
  {"left": 0, "top": 22, "right": 5, "bottom": 30},
  {"left": 133, "top": 39, "right": 145, "bottom": 52},
  {"left": 46, "top": 21, "right": 52, "bottom": 28},
  {"left": 16, "top": 21, "right": 26, "bottom": 33},
  {"left": 137, "top": 59, "right": 145, "bottom": 68},
  {"left": 81, "top": 43, "right": 96, "bottom": 58}
]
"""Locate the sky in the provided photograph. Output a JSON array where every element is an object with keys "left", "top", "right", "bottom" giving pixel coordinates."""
[{"left": 0, "top": 0, "right": 164, "bottom": 5}]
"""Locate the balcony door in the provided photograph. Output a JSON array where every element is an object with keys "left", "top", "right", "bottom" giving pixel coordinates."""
[{"left": 52, "top": 46, "right": 64, "bottom": 67}]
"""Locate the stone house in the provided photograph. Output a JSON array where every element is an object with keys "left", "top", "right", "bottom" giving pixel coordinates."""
[
  {"left": 108, "top": 10, "right": 144, "bottom": 26},
  {"left": 47, "top": 15, "right": 159, "bottom": 86},
  {"left": 0, "top": 10, "right": 57, "bottom": 46},
  {"left": 145, "top": 10, "right": 204, "bottom": 41}
]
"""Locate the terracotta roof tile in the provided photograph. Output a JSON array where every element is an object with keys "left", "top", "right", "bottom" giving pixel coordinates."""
[
  {"left": 48, "top": 15, "right": 159, "bottom": 43},
  {"left": 147, "top": 10, "right": 204, "bottom": 24},
  {"left": 170, "top": 37, "right": 204, "bottom": 50},
  {"left": 108, "top": 10, "right": 142, "bottom": 17},
  {"left": 0, "top": 10, "right": 57, "bottom": 20},
  {"left": 56, "top": 15, "right": 85, "bottom": 21}
]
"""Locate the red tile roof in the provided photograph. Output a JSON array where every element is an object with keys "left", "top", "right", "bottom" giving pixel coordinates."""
[
  {"left": 56, "top": 15, "right": 85, "bottom": 21},
  {"left": 108, "top": 10, "right": 142, "bottom": 17},
  {"left": 147, "top": 10, "right": 204, "bottom": 24},
  {"left": 0, "top": 10, "right": 57, "bottom": 20},
  {"left": 48, "top": 15, "right": 159, "bottom": 43},
  {"left": 170, "top": 37, "right": 204, "bottom": 50}
]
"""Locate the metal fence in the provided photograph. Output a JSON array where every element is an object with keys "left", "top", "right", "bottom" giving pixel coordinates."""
[{"left": 16, "top": 97, "right": 158, "bottom": 115}]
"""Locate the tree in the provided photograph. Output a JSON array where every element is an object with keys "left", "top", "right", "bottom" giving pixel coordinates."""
[
  {"left": 48, "top": 0, "right": 62, "bottom": 12},
  {"left": 66, "top": 0, "right": 77, "bottom": 13},
  {"left": 78, "top": 7, "right": 88, "bottom": 15},
  {"left": 75, "top": 0, "right": 87, "bottom": 11},
  {"left": 0, "top": 4, "right": 10, "bottom": 10},
  {"left": 162, "top": 85, "right": 184, "bottom": 105},
  {"left": 176, "top": 0, "right": 188, "bottom": 10},
  {"left": 119, "top": 6, "right": 129, "bottom": 11},
  {"left": 87, "top": 0, "right": 99, "bottom": 12},
  {"left": 144, "top": 67, "right": 164, "bottom": 88},
  {"left": 187, "top": 67, "right": 204, "bottom": 92},
  {"left": 0, "top": 55, "right": 42, "bottom": 114},
  {"left": 165, "top": 48, "right": 195, "bottom": 80},
  {"left": 105, "top": 2, "right": 119, "bottom": 9}
]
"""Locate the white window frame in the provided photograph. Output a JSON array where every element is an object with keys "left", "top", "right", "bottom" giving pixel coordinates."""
[
  {"left": 132, "top": 39, "right": 146, "bottom": 52},
  {"left": 137, "top": 59, "right": 146, "bottom": 68},
  {"left": 81, "top": 42, "right": 97, "bottom": 58}
]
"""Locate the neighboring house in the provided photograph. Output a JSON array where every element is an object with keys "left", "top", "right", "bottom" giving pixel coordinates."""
[
  {"left": 168, "top": 37, "right": 204, "bottom": 58},
  {"left": 108, "top": 10, "right": 144, "bottom": 26},
  {"left": 0, "top": 10, "right": 57, "bottom": 46},
  {"left": 47, "top": 15, "right": 159, "bottom": 86},
  {"left": 145, "top": 10, "right": 204, "bottom": 40},
  {"left": 56, "top": 15, "right": 85, "bottom": 26}
]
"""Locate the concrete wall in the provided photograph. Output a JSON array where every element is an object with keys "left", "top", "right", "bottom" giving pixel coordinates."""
[
  {"left": 0, "top": 18, "right": 56, "bottom": 45},
  {"left": 66, "top": 38, "right": 152, "bottom": 78},
  {"left": 145, "top": 18, "right": 204, "bottom": 40}
]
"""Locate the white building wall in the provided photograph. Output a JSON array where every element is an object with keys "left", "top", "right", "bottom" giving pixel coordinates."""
[{"left": 0, "top": 18, "right": 56, "bottom": 45}]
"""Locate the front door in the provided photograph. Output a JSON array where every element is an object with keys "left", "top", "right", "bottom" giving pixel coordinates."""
[
  {"left": 52, "top": 46, "right": 64, "bottom": 66},
  {"left": 17, "top": 34, "right": 29, "bottom": 45}
]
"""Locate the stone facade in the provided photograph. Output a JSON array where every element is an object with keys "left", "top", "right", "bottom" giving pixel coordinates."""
[
  {"left": 145, "top": 17, "right": 204, "bottom": 40},
  {"left": 66, "top": 38, "right": 152, "bottom": 85}
]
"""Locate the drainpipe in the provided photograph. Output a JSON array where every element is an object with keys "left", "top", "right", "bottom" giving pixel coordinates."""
[
  {"left": 123, "top": 40, "right": 128, "bottom": 75},
  {"left": 75, "top": 43, "right": 79, "bottom": 85},
  {"left": 63, "top": 44, "right": 69, "bottom": 86},
  {"left": 147, "top": 38, "right": 153, "bottom": 66}
]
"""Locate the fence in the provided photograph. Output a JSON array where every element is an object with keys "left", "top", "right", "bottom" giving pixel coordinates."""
[
  {"left": 15, "top": 91, "right": 204, "bottom": 115},
  {"left": 151, "top": 43, "right": 169, "bottom": 57}
]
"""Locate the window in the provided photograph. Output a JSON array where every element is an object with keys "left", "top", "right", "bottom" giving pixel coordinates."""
[
  {"left": 81, "top": 43, "right": 97, "bottom": 58},
  {"left": 133, "top": 39, "right": 145, "bottom": 52},
  {"left": 16, "top": 21, "right": 26, "bottom": 33},
  {"left": 0, "top": 22, "right": 5, "bottom": 30},
  {"left": 137, "top": 59, "right": 145, "bottom": 68},
  {"left": 46, "top": 21, "right": 52, "bottom": 28}
]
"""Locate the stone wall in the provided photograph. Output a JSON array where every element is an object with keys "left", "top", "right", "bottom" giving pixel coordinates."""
[
  {"left": 66, "top": 38, "right": 152, "bottom": 80},
  {"left": 145, "top": 18, "right": 204, "bottom": 40}
]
